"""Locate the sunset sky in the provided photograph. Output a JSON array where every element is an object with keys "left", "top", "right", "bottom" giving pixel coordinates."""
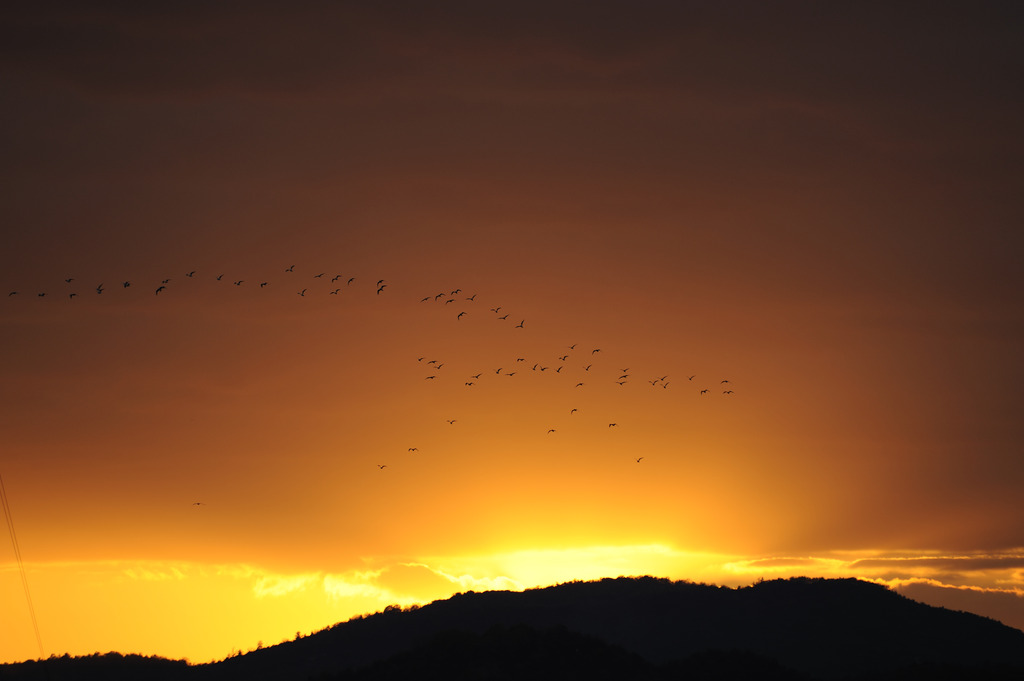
[{"left": 2, "top": 1, "right": 1022, "bottom": 665}]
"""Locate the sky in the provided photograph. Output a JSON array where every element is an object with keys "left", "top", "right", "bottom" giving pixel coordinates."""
[{"left": 2, "top": 0, "right": 1023, "bottom": 665}]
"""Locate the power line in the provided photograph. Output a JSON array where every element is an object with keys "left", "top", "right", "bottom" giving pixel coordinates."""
[{"left": 1, "top": 474, "right": 44, "bottom": 658}]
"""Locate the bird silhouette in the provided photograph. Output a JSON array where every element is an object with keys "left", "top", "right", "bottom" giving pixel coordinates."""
[
  {"left": 286, "top": 265, "right": 295, "bottom": 272},
  {"left": 457, "top": 311, "right": 466, "bottom": 319},
  {"left": 635, "top": 457, "right": 644, "bottom": 463},
  {"left": 298, "top": 289, "right": 307, "bottom": 296},
  {"left": 377, "top": 464, "right": 387, "bottom": 470},
  {"left": 155, "top": 286, "right": 165, "bottom": 295},
  {"left": 515, "top": 320, "right": 524, "bottom": 328},
  {"left": 408, "top": 447, "right": 418, "bottom": 452}
]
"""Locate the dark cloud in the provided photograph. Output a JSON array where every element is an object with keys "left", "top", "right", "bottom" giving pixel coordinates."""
[
  {"left": 853, "top": 555, "right": 1024, "bottom": 574},
  {"left": 895, "top": 581, "right": 1024, "bottom": 633}
]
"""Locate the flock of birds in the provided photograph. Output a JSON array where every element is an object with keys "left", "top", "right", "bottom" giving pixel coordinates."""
[
  {"left": 4, "top": 266, "right": 738, "bottom": 480},
  {"left": 5, "top": 266, "right": 389, "bottom": 299},
  {"left": 382, "top": 283, "right": 738, "bottom": 471}
]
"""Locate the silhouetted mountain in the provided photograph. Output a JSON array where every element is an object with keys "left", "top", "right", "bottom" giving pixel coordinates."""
[{"left": 3, "top": 577, "right": 1023, "bottom": 681}]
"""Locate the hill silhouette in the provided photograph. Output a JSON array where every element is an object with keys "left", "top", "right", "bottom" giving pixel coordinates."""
[{"left": 3, "top": 577, "right": 1023, "bottom": 680}]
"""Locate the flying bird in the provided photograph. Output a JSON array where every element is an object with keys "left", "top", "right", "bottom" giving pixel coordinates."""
[
  {"left": 298, "top": 289, "right": 307, "bottom": 296},
  {"left": 635, "top": 457, "right": 644, "bottom": 463},
  {"left": 408, "top": 447, "right": 418, "bottom": 452},
  {"left": 314, "top": 273, "right": 326, "bottom": 278},
  {"left": 446, "top": 419, "right": 456, "bottom": 425},
  {"left": 515, "top": 320, "right": 524, "bottom": 328},
  {"left": 65, "top": 277, "right": 74, "bottom": 283},
  {"left": 286, "top": 265, "right": 295, "bottom": 272},
  {"left": 186, "top": 271, "right": 196, "bottom": 278},
  {"left": 155, "top": 286, "right": 165, "bottom": 295},
  {"left": 95, "top": 284, "right": 104, "bottom": 294},
  {"left": 608, "top": 423, "right": 618, "bottom": 427},
  {"left": 457, "top": 311, "right": 466, "bottom": 319},
  {"left": 547, "top": 429, "right": 556, "bottom": 434},
  {"left": 377, "top": 464, "right": 387, "bottom": 470},
  {"left": 377, "top": 284, "right": 386, "bottom": 294}
]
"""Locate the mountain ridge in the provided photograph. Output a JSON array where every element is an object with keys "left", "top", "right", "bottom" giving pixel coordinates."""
[{"left": 4, "top": 576, "right": 1023, "bottom": 680}]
